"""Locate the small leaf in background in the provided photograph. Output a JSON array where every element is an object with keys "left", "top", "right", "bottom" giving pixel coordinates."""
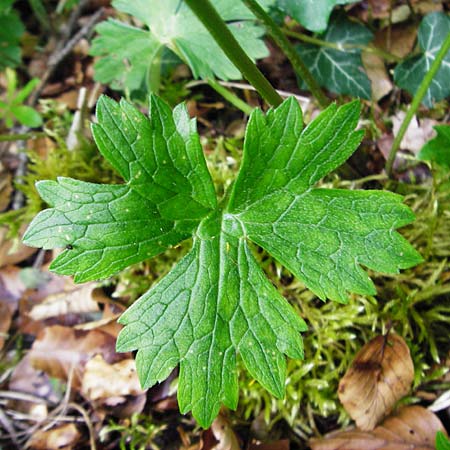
[
  {"left": 277, "top": 0, "right": 359, "bottom": 32},
  {"left": 28, "top": 424, "right": 81, "bottom": 450},
  {"left": 296, "top": 16, "right": 373, "bottom": 99},
  {"left": 394, "top": 12, "right": 450, "bottom": 108},
  {"left": 436, "top": 431, "right": 450, "bottom": 450},
  {"left": 28, "top": 325, "right": 119, "bottom": 388},
  {"left": 0, "top": 5, "right": 24, "bottom": 69},
  {"left": 81, "top": 354, "right": 144, "bottom": 401},
  {"left": 361, "top": 52, "right": 392, "bottom": 102},
  {"left": 28, "top": 283, "right": 101, "bottom": 321},
  {"left": 9, "top": 104, "right": 43, "bottom": 127},
  {"left": 418, "top": 125, "right": 450, "bottom": 169},
  {"left": 310, "top": 406, "right": 447, "bottom": 450},
  {"left": 338, "top": 333, "right": 414, "bottom": 430},
  {"left": 90, "top": 0, "right": 269, "bottom": 93},
  {"left": 201, "top": 415, "right": 241, "bottom": 450}
]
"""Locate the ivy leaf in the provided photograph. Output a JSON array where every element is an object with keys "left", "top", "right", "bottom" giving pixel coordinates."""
[
  {"left": 394, "top": 12, "right": 450, "bottom": 108},
  {"left": 296, "top": 16, "right": 373, "bottom": 99},
  {"left": 418, "top": 125, "right": 450, "bottom": 168},
  {"left": 277, "top": 0, "right": 359, "bottom": 32},
  {"left": 0, "top": 6, "right": 25, "bottom": 69},
  {"left": 90, "top": 0, "right": 269, "bottom": 93},
  {"left": 23, "top": 95, "right": 422, "bottom": 428}
]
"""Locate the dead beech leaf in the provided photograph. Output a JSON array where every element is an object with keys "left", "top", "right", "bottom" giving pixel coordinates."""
[
  {"left": 338, "top": 334, "right": 414, "bottom": 430},
  {"left": 28, "top": 424, "right": 81, "bottom": 450},
  {"left": 375, "top": 25, "right": 417, "bottom": 59},
  {"left": 309, "top": 406, "right": 446, "bottom": 450},
  {"left": 362, "top": 52, "right": 393, "bottom": 102},
  {"left": 392, "top": 112, "right": 437, "bottom": 154},
  {"left": 81, "top": 354, "right": 144, "bottom": 400},
  {"left": 29, "top": 325, "right": 118, "bottom": 388},
  {"left": 29, "top": 283, "right": 100, "bottom": 321},
  {"left": 0, "top": 301, "right": 13, "bottom": 350},
  {"left": 0, "top": 225, "right": 36, "bottom": 267},
  {"left": 201, "top": 415, "right": 240, "bottom": 450}
]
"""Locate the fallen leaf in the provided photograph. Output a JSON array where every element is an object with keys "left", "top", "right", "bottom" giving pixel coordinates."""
[
  {"left": 362, "top": 52, "right": 393, "bottom": 102},
  {"left": 81, "top": 354, "right": 144, "bottom": 400},
  {"left": 310, "top": 406, "right": 446, "bottom": 450},
  {"left": 29, "top": 325, "right": 119, "bottom": 388},
  {"left": 28, "top": 283, "right": 101, "bottom": 321},
  {"left": 249, "top": 440, "right": 290, "bottom": 450},
  {"left": 0, "top": 172, "right": 13, "bottom": 212},
  {"left": 375, "top": 24, "right": 417, "bottom": 59},
  {"left": 338, "top": 333, "right": 414, "bottom": 430},
  {"left": 0, "top": 301, "right": 13, "bottom": 350},
  {"left": 392, "top": 112, "right": 437, "bottom": 154},
  {"left": 201, "top": 415, "right": 240, "bottom": 450},
  {"left": 8, "top": 354, "right": 60, "bottom": 420},
  {"left": 28, "top": 424, "right": 81, "bottom": 450},
  {"left": 0, "top": 225, "right": 36, "bottom": 267}
]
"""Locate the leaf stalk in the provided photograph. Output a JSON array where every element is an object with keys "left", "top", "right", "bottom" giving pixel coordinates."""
[
  {"left": 242, "top": 0, "right": 329, "bottom": 107},
  {"left": 184, "top": 0, "right": 283, "bottom": 106},
  {"left": 386, "top": 30, "right": 450, "bottom": 176}
]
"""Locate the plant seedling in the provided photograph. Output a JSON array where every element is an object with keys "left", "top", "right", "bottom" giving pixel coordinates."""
[{"left": 23, "top": 94, "right": 422, "bottom": 428}]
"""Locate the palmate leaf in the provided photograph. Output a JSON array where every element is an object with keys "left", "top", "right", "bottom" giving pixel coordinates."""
[
  {"left": 394, "top": 12, "right": 450, "bottom": 108},
  {"left": 90, "top": 0, "right": 269, "bottom": 93},
  {"left": 23, "top": 95, "right": 422, "bottom": 428},
  {"left": 295, "top": 16, "right": 373, "bottom": 99},
  {"left": 277, "top": 0, "right": 359, "bottom": 32}
]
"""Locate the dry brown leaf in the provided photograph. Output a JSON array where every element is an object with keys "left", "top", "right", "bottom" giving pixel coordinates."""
[
  {"left": 28, "top": 424, "right": 81, "bottom": 450},
  {"left": 0, "top": 172, "right": 13, "bottom": 212},
  {"left": 249, "top": 440, "right": 290, "bottom": 450},
  {"left": 0, "top": 225, "right": 36, "bottom": 267},
  {"left": 201, "top": 415, "right": 240, "bottom": 450},
  {"left": 392, "top": 112, "right": 437, "bottom": 154},
  {"left": 362, "top": 52, "right": 393, "bottom": 102},
  {"left": 309, "top": 406, "right": 446, "bottom": 450},
  {"left": 81, "top": 354, "right": 144, "bottom": 400},
  {"left": 28, "top": 283, "right": 100, "bottom": 321},
  {"left": 338, "top": 334, "right": 414, "bottom": 430},
  {"left": 0, "top": 301, "right": 13, "bottom": 350},
  {"left": 375, "top": 25, "right": 417, "bottom": 59},
  {"left": 29, "top": 325, "right": 118, "bottom": 388},
  {"left": 8, "top": 354, "right": 60, "bottom": 420}
]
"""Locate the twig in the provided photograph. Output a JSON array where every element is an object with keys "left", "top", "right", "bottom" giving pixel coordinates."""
[{"left": 29, "top": 7, "right": 104, "bottom": 105}]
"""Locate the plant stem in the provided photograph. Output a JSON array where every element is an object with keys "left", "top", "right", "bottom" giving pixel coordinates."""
[
  {"left": 0, "top": 132, "right": 46, "bottom": 142},
  {"left": 184, "top": 0, "right": 283, "bottom": 107},
  {"left": 242, "top": 0, "right": 329, "bottom": 107},
  {"left": 207, "top": 79, "right": 254, "bottom": 115},
  {"left": 386, "top": 30, "right": 450, "bottom": 176},
  {"left": 283, "top": 28, "right": 402, "bottom": 63}
]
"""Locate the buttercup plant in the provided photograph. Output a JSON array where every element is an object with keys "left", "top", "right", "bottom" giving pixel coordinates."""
[{"left": 23, "top": 94, "right": 422, "bottom": 427}]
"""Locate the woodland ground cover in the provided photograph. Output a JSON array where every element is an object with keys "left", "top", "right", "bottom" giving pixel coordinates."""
[{"left": 0, "top": 0, "right": 449, "bottom": 449}]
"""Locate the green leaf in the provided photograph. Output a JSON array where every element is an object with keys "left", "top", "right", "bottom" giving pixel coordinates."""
[
  {"left": 418, "top": 125, "right": 450, "bottom": 168},
  {"left": 23, "top": 95, "right": 422, "bottom": 428},
  {"left": 90, "top": 0, "right": 269, "bottom": 93},
  {"left": 277, "top": 0, "right": 359, "bottom": 32},
  {"left": 0, "top": 7, "right": 25, "bottom": 69},
  {"left": 394, "top": 12, "right": 450, "bottom": 108},
  {"left": 10, "top": 105, "right": 42, "bottom": 127},
  {"left": 295, "top": 16, "right": 373, "bottom": 99},
  {"left": 23, "top": 95, "right": 216, "bottom": 282},
  {"left": 436, "top": 431, "right": 450, "bottom": 450}
]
